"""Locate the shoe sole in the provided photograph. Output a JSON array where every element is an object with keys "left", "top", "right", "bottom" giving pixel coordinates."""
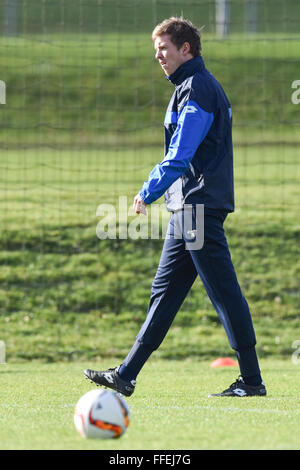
[{"left": 208, "top": 391, "right": 267, "bottom": 397}]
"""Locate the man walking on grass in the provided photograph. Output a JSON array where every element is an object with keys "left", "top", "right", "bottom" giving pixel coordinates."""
[{"left": 84, "top": 17, "right": 266, "bottom": 397}]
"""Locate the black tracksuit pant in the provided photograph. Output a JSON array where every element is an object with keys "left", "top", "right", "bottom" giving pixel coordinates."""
[{"left": 119, "top": 207, "right": 261, "bottom": 384}]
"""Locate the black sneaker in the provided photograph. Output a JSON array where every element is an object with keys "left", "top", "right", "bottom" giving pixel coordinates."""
[
  {"left": 209, "top": 376, "right": 266, "bottom": 397},
  {"left": 84, "top": 366, "right": 136, "bottom": 397}
]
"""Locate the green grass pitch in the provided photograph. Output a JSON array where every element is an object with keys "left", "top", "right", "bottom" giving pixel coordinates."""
[{"left": 0, "top": 358, "right": 299, "bottom": 450}]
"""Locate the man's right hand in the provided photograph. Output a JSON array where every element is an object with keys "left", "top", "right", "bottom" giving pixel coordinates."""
[{"left": 133, "top": 194, "right": 147, "bottom": 215}]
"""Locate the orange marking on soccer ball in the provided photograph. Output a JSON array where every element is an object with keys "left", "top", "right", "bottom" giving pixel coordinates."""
[
  {"left": 88, "top": 409, "right": 123, "bottom": 438},
  {"left": 116, "top": 395, "right": 130, "bottom": 428}
]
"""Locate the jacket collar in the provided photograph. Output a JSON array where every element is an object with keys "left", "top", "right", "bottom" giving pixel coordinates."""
[{"left": 166, "top": 56, "right": 205, "bottom": 86}]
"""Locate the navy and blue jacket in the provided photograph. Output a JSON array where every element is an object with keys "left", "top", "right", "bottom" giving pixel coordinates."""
[{"left": 139, "top": 56, "right": 234, "bottom": 213}]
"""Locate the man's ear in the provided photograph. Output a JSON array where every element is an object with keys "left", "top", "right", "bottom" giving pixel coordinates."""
[{"left": 181, "top": 41, "right": 191, "bottom": 55}]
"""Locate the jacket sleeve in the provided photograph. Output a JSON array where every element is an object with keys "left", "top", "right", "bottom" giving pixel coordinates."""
[{"left": 139, "top": 100, "right": 214, "bottom": 205}]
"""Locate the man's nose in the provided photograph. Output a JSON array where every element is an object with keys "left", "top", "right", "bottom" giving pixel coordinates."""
[{"left": 155, "top": 50, "right": 162, "bottom": 60}]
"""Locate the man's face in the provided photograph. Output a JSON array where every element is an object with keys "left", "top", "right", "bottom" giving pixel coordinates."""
[{"left": 154, "top": 34, "right": 191, "bottom": 76}]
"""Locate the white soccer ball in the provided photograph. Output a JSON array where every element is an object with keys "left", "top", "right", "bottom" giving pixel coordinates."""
[{"left": 74, "top": 389, "right": 130, "bottom": 439}]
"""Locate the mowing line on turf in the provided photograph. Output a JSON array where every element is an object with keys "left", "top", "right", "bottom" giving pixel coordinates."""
[
  {"left": 0, "top": 403, "right": 297, "bottom": 416},
  {"left": 133, "top": 404, "right": 298, "bottom": 416}
]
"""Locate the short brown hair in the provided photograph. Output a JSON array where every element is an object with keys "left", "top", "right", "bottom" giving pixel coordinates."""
[{"left": 152, "top": 17, "right": 201, "bottom": 57}]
